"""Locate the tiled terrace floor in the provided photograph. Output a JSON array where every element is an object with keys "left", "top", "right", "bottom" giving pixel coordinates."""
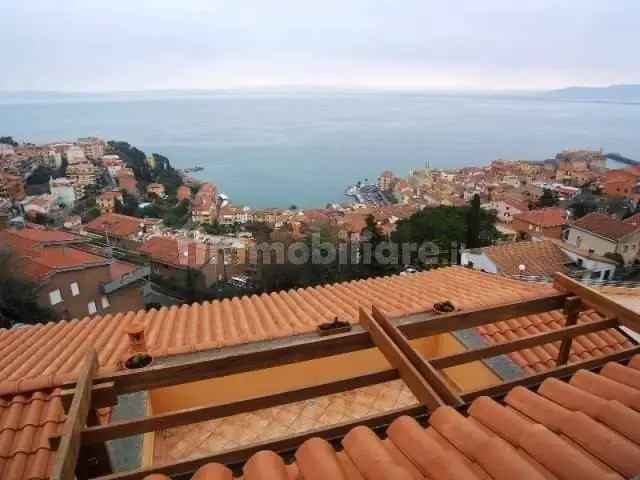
[{"left": 153, "top": 379, "right": 417, "bottom": 464}]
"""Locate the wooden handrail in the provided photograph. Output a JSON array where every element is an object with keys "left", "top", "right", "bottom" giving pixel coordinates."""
[
  {"left": 50, "top": 369, "right": 399, "bottom": 448},
  {"left": 58, "top": 292, "right": 567, "bottom": 402},
  {"left": 51, "top": 349, "right": 98, "bottom": 480},
  {"left": 93, "top": 403, "right": 425, "bottom": 480},
  {"left": 430, "top": 317, "right": 617, "bottom": 369},
  {"left": 461, "top": 345, "right": 640, "bottom": 401},
  {"left": 554, "top": 273, "right": 640, "bottom": 334}
]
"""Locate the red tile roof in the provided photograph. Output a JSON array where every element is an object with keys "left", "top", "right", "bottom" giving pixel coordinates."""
[
  {"left": 480, "top": 240, "right": 571, "bottom": 276},
  {"left": 477, "top": 309, "right": 633, "bottom": 374},
  {"left": 138, "top": 237, "right": 212, "bottom": 268},
  {"left": 0, "top": 230, "right": 110, "bottom": 282},
  {"left": 0, "top": 229, "right": 81, "bottom": 245},
  {"left": 0, "top": 267, "right": 627, "bottom": 399},
  {"left": 0, "top": 389, "right": 65, "bottom": 480},
  {"left": 572, "top": 212, "right": 639, "bottom": 241},
  {"left": 149, "top": 356, "right": 640, "bottom": 480},
  {"left": 514, "top": 207, "right": 567, "bottom": 228},
  {"left": 85, "top": 213, "right": 142, "bottom": 239}
]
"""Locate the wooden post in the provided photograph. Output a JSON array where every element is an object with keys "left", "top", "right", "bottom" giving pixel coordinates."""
[
  {"left": 370, "top": 305, "right": 463, "bottom": 407},
  {"left": 554, "top": 272, "right": 640, "bottom": 334},
  {"left": 51, "top": 349, "right": 98, "bottom": 480},
  {"left": 359, "top": 307, "right": 445, "bottom": 411},
  {"left": 557, "top": 296, "right": 582, "bottom": 366}
]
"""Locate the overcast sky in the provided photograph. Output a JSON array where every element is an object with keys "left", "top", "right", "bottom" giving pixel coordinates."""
[{"left": 1, "top": 1, "right": 638, "bottom": 92}]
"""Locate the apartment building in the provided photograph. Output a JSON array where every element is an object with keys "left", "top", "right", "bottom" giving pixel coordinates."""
[
  {"left": 564, "top": 212, "right": 640, "bottom": 265},
  {"left": 0, "top": 228, "right": 145, "bottom": 319}
]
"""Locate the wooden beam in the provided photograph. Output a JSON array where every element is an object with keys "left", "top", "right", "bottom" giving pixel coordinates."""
[
  {"left": 401, "top": 292, "right": 568, "bottom": 339},
  {"left": 461, "top": 345, "right": 640, "bottom": 402},
  {"left": 50, "top": 369, "right": 399, "bottom": 447},
  {"left": 371, "top": 305, "right": 463, "bottom": 407},
  {"left": 50, "top": 349, "right": 98, "bottom": 480},
  {"left": 557, "top": 296, "right": 583, "bottom": 365},
  {"left": 61, "top": 382, "right": 118, "bottom": 413},
  {"left": 431, "top": 317, "right": 618, "bottom": 369},
  {"left": 93, "top": 404, "right": 425, "bottom": 480},
  {"left": 56, "top": 293, "right": 566, "bottom": 397},
  {"left": 554, "top": 273, "right": 640, "bottom": 334},
  {"left": 359, "top": 307, "right": 445, "bottom": 411}
]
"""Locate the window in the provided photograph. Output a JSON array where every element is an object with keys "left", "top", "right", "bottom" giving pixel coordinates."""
[
  {"left": 563, "top": 230, "right": 570, "bottom": 240},
  {"left": 49, "top": 289, "right": 63, "bottom": 305},
  {"left": 101, "top": 296, "right": 110, "bottom": 309},
  {"left": 88, "top": 301, "right": 97, "bottom": 315},
  {"left": 624, "top": 245, "right": 629, "bottom": 253},
  {"left": 70, "top": 282, "right": 80, "bottom": 296},
  {"left": 590, "top": 271, "right": 600, "bottom": 280},
  {"left": 576, "top": 236, "right": 582, "bottom": 248},
  {"left": 603, "top": 270, "right": 611, "bottom": 280}
]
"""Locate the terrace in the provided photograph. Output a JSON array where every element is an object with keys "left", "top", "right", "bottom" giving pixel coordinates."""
[{"left": 48, "top": 273, "right": 640, "bottom": 479}]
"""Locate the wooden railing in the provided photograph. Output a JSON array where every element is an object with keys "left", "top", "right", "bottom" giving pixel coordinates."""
[{"left": 49, "top": 273, "right": 640, "bottom": 480}]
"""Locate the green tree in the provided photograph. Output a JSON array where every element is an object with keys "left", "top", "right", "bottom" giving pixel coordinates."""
[
  {"left": 115, "top": 191, "right": 140, "bottom": 217},
  {"left": 392, "top": 206, "right": 500, "bottom": 266},
  {"left": 26, "top": 166, "right": 55, "bottom": 185},
  {"left": 360, "top": 214, "right": 389, "bottom": 276},
  {"left": 0, "top": 136, "right": 18, "bottom": 147},
  {"left": 163, "top": 199, "right": 191, "bottom": 228},
  {"left": 537, "top": 189, "right": 559, "bottom": 208},
  {"left": 466, "top": 194, "right": 482, "bottom": 249}
]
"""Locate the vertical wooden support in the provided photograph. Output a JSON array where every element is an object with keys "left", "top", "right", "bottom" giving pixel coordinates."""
[
  {"left": 557, "top": 296, "right": 582, "bottom": 366},
  {"left": 370, "top": 305, "right": 464, "bottom": 407},
  {"left": 51, "top": 349, "right": 98, "bottom": 480},
  {"left": 359, "top": 307, "right": 445, "bottom": 411}
]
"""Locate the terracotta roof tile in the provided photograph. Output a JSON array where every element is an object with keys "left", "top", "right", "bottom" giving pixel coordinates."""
[
  {"left": 479, "top": 240, "right": 571, "bottom": 276},
  {"left": 0, "top": 389, "right": 64, "bottom": 480},
  {"left": 514, "top": 207, "right": 568, "bottom": 228},
  {"left": 0, "top": 267, "right": 563, "bottom": 396},
  {"left": 571, "top": 212, "right": 639, "bottom": 241},
  {"left": 85, "top": 213, "right": 142, "bottom": 238},
  {"left": 164, "top": 356, "right": 640, "bottom": 479}
]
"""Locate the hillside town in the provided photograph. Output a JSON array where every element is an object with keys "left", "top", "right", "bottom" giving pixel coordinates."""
[
  {"left": 2, "top": 138, "right": 640, "bottom": 479},
  {"left": 3, "top": 136, "right": 640, "bottom": 326}
]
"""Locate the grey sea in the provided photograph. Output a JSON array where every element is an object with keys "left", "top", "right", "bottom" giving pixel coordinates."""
[{"left": 0, "top": 90, "right": 639, "bottom": 208}]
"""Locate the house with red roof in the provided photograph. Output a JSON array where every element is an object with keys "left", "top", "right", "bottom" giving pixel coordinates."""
[
  {"left": 85, "top": 213, "right": 160, "bottom": 248},
  {"left": 512, "top": 207, "right": 568, "bottom": 240},
  {"left": 0, "top": 228, "right": 146, "bottom": 320},
  {"left": 564, "top": 212, "right": 640, "bottom": 265}
]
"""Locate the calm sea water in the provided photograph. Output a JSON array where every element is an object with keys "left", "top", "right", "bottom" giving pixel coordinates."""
[{"left": 0, "top": 91, "right": 639, "bottom": 208}]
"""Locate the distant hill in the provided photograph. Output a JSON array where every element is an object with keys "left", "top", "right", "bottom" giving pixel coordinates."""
[{"left": 545, "top": 84, "right": 640, "bottom": 101}]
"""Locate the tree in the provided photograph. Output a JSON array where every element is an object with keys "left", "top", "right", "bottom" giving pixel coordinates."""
[
  {"left": 569, "top": 195, "right": 599, "bottom": 219},
  {"left": 360, "top": 214, "right": 389, "bottom": 276},
  {"left": 466, "top": 194, "right": 482, "bottom": 249},
  {"left": 537, "top": 188, "right": 559, "bottom": 208},
  {"left": 0, "top": 248, "right": 56, "bottom": 328},
  {"left": 26, "top": 166, "right": 55, "bottom": 185},
  {"left": 85, "top": 207, "right": 101, "bottom": 222},
  {"left": 0, "top": 136, "right": 18, "bottom": 147},
  {"left": 392, "top": 205, "right": 500, "bottom": 266},
  {"left": 115, "top": 191, "right": 140, "bottom": 217},
  {"left": 163, "top": 199, "right": 191, "bottom": 228}
]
